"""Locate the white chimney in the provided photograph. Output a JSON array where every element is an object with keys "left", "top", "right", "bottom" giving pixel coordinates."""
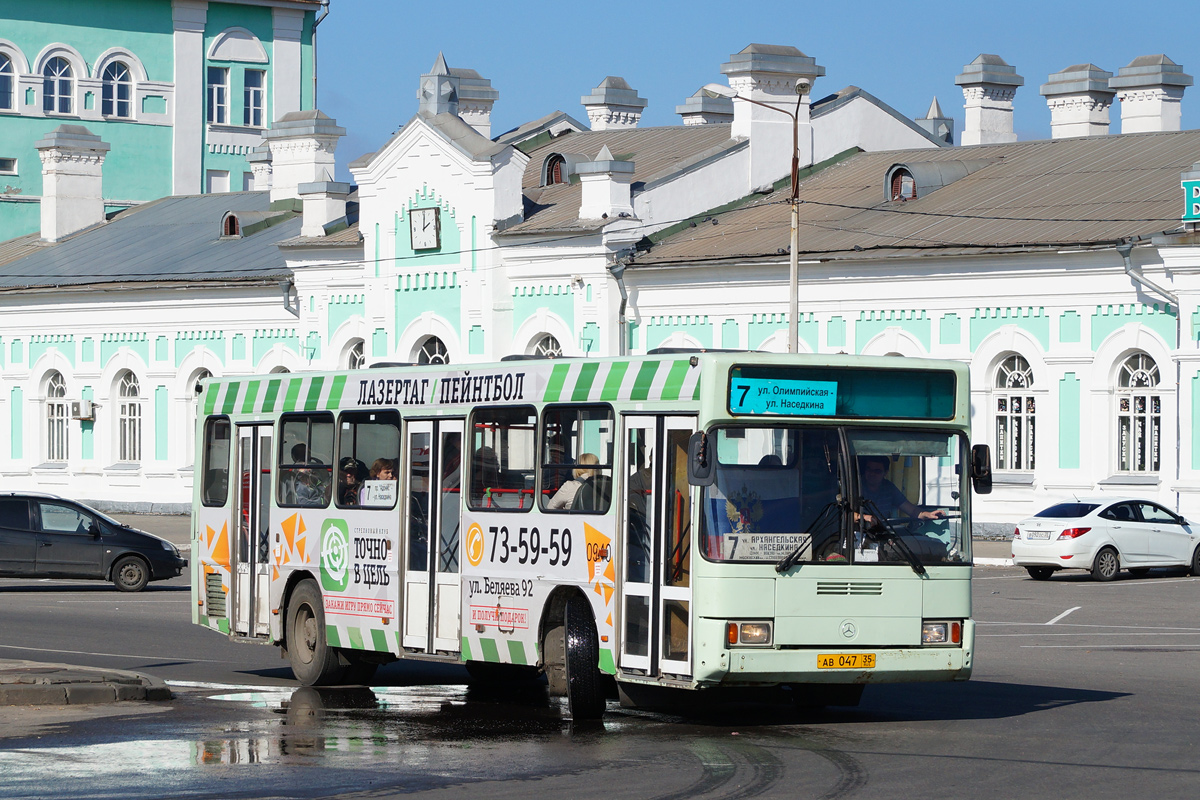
[
  {"left": 580, "top": 77, "right": 647, "bottom": 130},
  {"left": 577, "top": 145, "right": 634, "bottom": 220},
  {"left": 261, "top": 109, "right": 345, "bottom": 203},
  {"left": 1040, "top": 64, "right": 1115, "bottom": 139},
  {"left": 298, "top": 180, "right": 350, "bottom": 237},
  {"left": 246, "top": 144, "right": 272, "bottom": 192},
  {"left": 955, "top": 54, "right": 1024, "bottom": 145},
  {"left": 1111, "top": 55, "right": 1193, "bottom": 134},
  {"left": 451, "top": 66, "right": 499, "bottom": 139},
  {"left": 676, "top": 88, "right": 734, "bottom": 126},
  {"left": 720, "top": 44, "right": 824, "bottom": 192},
  {"left": 35, "top": 125, "right": 110, "bottom": 242}
]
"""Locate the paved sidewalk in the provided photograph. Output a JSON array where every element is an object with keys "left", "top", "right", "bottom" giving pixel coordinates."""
[{"left": 0, "top": 659, "right": 172, "bottom": 706}]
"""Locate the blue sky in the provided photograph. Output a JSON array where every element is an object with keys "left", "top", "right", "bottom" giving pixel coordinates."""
[{"left": 316, "top": 0, "right": 1200, "bottom": 180}]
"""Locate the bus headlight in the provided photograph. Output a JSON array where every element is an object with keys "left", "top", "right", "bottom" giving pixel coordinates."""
[
  {"left": 727, "top": 621, "right": 772, "bottom": 646},
  {"left": 922, "top": 620, "right": 962, "bottom": 645}
]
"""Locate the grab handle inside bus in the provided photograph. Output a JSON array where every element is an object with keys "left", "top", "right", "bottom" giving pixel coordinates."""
[
  {"left": 970, "top": 444, "right": 992, "bottom": 495},
  {"left": 688, "top": 431, "right": 715, "bottom": 486}
]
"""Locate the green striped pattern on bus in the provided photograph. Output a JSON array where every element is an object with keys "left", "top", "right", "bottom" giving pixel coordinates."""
[
  {"left": 542, "top": 359, "right": 700, "bottom": 404},
  {"left": 203, "top": 359, "right": 701, "bottom": 415}
]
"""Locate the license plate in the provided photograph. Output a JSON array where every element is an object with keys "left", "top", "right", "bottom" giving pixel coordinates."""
[
  {"left": 1027, "top": 531, "right": 1051, "bottom": 540},
  {"left": 818, "top": 653, "right": 876, "bottom": 669}
]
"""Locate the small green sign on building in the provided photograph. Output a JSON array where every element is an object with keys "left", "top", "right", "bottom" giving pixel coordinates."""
[{"left": 1181, "top": 161, "right": 1200, "bottom": 221}]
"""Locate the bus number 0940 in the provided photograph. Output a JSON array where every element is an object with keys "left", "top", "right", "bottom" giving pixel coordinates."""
[{"left": 488, "top": 525, "right": 572, "bottom": 566}]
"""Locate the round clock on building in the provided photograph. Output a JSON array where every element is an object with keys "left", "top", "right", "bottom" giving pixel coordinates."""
[{"left": 409, "top": 207, "right": 441, "bottom": 250}]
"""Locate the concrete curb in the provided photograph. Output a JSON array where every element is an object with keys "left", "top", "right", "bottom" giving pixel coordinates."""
[
  {"left": 974, "top": 557, "right": 1015, "bottom": 567},
  {"left": 0, "top": 660, "right": 172, "bottom": 706}
]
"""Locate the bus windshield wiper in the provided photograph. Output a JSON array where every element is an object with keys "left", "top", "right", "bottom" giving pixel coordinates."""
[
  {"left": 861, "top": 499, "right": 927, "bottom": 577},
  {"left": 776, "top": 499, "right": 841, "bottom": 573}
]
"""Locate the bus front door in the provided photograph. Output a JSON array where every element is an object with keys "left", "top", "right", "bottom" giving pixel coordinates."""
[
  {"left": 403, "top": 419, "right": 464, "bottom": 655},
  {"left": 620, "top": 416, "right": 695, "bottom": 679},
  {"left": 232, "top": 424, "right": 272, "bottom": 638}
]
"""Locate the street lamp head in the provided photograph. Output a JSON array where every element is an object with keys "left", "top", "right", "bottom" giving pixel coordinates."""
[
  {"left": 701, "top": 83, "right": 738, "bottom": 100},
  {"left": 795, "top": 77, "right": 812, "bottom": 96}
]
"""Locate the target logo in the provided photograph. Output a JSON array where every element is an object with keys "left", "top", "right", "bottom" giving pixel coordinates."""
[{"left": 320, "top": 519, "right": 350, "bottom": 592}]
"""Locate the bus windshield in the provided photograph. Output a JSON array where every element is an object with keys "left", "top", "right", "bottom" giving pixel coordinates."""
[{"left": 700, "top": 426, "right": 969, "bottom": 566}]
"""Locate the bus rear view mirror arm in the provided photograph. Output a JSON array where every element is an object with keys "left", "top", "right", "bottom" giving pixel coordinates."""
[{"left": 688, "top": 431, "right": 715, "bottom": 486}]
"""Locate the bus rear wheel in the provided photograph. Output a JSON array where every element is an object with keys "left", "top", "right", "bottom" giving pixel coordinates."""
[
  {"left": 563, "top": 595, "right": 606, "bottom": 720},
  {"left": 287, "top": 579, "right": 344, "bottom": 686}
]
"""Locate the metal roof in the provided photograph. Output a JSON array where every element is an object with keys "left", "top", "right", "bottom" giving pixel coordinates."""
[
  {"left": 500, "top": 124, "right": 739, "bottom": 234},
  {"left": 0, "top": 192, "right": 299, "bottom": 291},
  {"left": 630, "top": 129, "right": 1200, "bottom": 267}
]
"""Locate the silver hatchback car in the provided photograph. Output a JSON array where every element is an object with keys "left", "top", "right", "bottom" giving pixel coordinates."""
[{"left": 1012, "top": 498, "right": 1200, "bottom": 581}]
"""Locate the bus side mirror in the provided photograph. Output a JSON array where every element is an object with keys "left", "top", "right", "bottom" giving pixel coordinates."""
[
  {"left": 688, "top": 431, "right": 715, "bottom": 486},
  {"left": 970, "top": 444, "right": 992, "bottom": 495}
]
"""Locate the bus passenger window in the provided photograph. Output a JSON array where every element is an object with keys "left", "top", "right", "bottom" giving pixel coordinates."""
[
  {"left": 468, "top": 407, "right": 536, "bottom": 511},
  {"left": 277, "top": 414, "right": 334, "bottom": 508},
  {"left": 337, "top": 411, "right": 400, "bottom": 509},
  {"left": 201, "top": 417, "right": 231, "bottom": 507},
  {"left": 540, "top": 405, "right": 615, "bottom": 514}
]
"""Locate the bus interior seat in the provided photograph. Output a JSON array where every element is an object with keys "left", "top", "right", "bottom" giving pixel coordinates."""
[{"left": 572, "top": 474, "right": 612, "bottom": 512}]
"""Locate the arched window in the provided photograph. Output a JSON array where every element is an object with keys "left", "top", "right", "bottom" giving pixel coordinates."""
[
  {"left": 43, "top": 56, "right": 73, "bottom": 114},
  {"left": 417, "top": 336, "right": 449, "bottom": 365},
  {"left": 0, "top": 54, "right": 13, "bottom": 111},
  {"left": 544, "top": 154, "right": 566, "bottom": 186},
  {"left": 1116, "top": 353, "right": 1160, "bottom": 472},
  {"left": 270, "top": 366, "right": 290, "bottom": 374},
  {"left": 890, "top": 169, "right": 915, "bottom": 201},
  {"left": 118, "top": 371, "right": 142, "bottom": 462},
  {"left": 46, "top": 371, "right": 68, "bottom": 462},
  {"left": 347, "top": 339, "right": 365, "bottom": 370},
  {"left": 222, "top": 214, "right": 240, "bottom": 237},
  {"left": 101, "top": 61, "right": 132, "bottom": 118},
  {"left": 533, "top": 334, "right": 562, "bottom": 357},
  {"left": 995, "top": 354, "right": 1034, "bottom": 470}
]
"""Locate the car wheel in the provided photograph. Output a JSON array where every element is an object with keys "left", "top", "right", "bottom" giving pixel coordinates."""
[
  {"left": 287, "top": 579, "right": 344, "bottom": 686},
  {"left": 1091, "top": 547, "right": 1120, "bottom": 582},
  {"left": 1191, "top": 546, "right": 1200, "bottom": 577},
  {"left": 112, "top": 555, "right": 149, "bottom": 592},
  {"left": 1025, "top": 566, "right": 1055, "bottom": 581},
  {"left": 1127, "top": 568, "right": 1151, "bottom": 578}
]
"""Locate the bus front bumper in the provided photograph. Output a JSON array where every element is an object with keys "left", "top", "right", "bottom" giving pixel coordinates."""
[{"left": 693, "top": 618, "right": 974, "bottom": 687}]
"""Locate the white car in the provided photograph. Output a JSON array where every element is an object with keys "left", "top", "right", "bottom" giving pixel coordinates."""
[{"left": 1012, "top": 498, "right": 1200, "bottom": 581}]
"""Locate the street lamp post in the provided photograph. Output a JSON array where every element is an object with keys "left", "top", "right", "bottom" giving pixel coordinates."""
[{"left": 703, "top": 80, "right": 810, "bottom": 354}]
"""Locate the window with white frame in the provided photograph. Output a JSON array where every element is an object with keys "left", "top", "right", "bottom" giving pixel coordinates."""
[
  {"left": 1116, "top": 352, "right": 1161, "bottom": 473},
  {"left": 533, "top": 334, "right": 562, "bottom": 358},
  {"left": 417, "top": 336, "right": 449, "bottom": 365},
  {"left": 102, "top": 61, "right": 132, "bottom": 118},
  {"left": 46, "top": 372, "right": 68, "bottom": 462},
  {"left": 346, "top": 340, "right": 365, "bottom": 370},
  {"left": 118, "top": 371, "right": 142, "bottom": 463},
  {"left": 243, "top": 69, "right": 264, "bottom": 127},
  {"left": 207, "top": 66, "right": 228, "bottom": 124},
  {"left": 0, "top": 54, "right": 13, "bottom": 111},
  {"left": 43, "top": 56, "right": 73, "bottom": 114},
  {"left": 995, "top": 354, "right": 1035, "bottom": 470}
]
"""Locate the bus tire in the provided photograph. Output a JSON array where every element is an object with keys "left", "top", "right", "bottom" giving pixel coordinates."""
[
  {"left": 563, "top": 594, "right": 605, "bottom": 720},
  {"left": 287, "top": 579, "right": 344, "bottom": 686}
]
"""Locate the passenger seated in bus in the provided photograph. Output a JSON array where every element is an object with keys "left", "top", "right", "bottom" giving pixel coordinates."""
[
  {"left": 572, "top": 470, "right": 612, "bottom": 512},
  {"left": 359, "top": 458, "right": 397, "bottom": 506},
  {"left": 857, "top": 456, "right": 945, "bottom": 523},
  {"left": 547, "top": 453, "right": 599, "bottom": 509},
  {"left": 338, "top": 457, "right": 367, "bottom": 506},
  {"left": 471, "top": 445, "right": 501, "bottom": 507},
  {"left": 294, "top": 460, "right": 329, "bottom": 506}
]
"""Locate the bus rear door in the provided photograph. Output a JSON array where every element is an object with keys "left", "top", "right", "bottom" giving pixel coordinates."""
[{"left": 232, "top": 424, "right": 272, "bottom": 638}]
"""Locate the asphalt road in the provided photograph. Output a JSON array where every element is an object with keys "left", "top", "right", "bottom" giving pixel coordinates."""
[{"left": 1, "top": 521, "right": 1198, "bottom": 799}]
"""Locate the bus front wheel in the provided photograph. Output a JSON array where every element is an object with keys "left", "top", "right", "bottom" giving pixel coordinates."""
[{"left": 287, "top": 579, "right": 344, "bottom": 686}]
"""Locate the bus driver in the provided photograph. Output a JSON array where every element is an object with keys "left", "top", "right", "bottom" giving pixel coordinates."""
[{"left": 857, "top": 455, "right": 945, "bottom": 523}]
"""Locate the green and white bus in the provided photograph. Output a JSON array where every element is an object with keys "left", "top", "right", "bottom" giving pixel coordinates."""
[{"left": 191, "top": 352, "right": 991, "bottom": 717}]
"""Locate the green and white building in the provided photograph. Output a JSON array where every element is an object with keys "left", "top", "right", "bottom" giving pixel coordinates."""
[{"left": 0, "top": 0, "right": 322, "bottom": 241}]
